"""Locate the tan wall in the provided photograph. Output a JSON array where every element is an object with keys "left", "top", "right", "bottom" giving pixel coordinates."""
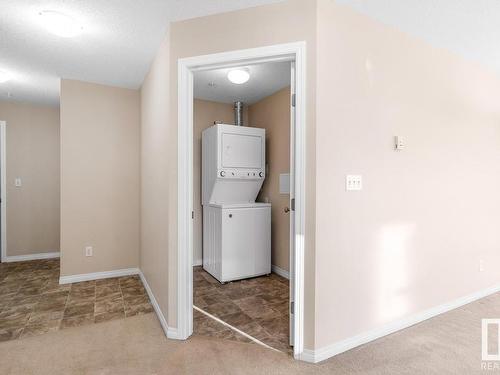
[
  {"left": 140, "top": 34, "right": 171, "bottom": 318},
  {"left": 60, "top": 80, "right": 140, "bottom": 276},
  {"left": 249, "top": 87, "right": 291, "bottom": 272},
  {"left": 0, "top": 101, "right": 60, "bottom": 257},
  {"left": 192, "top": 99, "right": 234, "bottom": 265},
  {"left": 167, "top": 1, "right": 317, "bottom": 348},
  {"left": 314, "top": 1, "right": 500, "bottom": 349}
]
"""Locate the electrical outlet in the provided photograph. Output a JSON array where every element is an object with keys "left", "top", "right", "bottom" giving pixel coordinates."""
[
  {"left": 479, "top": 259, "right": 485, "bottom": 272},
  {"left": 346, "top": 175, "right": 362, "bottom": 191},
  {"left": 85, "top": 246, "right": 93, "bottom": 257}
]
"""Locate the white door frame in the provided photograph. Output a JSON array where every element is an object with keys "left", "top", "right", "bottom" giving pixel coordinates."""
[
  {"left": 177, "top": 42, "right": 307, "bottom": 359},
  {"left": 0, "top": 121, "right": 6, "bottom": 262}
]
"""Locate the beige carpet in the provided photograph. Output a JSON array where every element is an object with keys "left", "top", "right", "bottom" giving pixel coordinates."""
[{"left": 1, "top": 292, "right": 498, "bottom": 374}]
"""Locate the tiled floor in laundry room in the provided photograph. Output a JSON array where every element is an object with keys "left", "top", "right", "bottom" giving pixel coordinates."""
[{"left": 193, "top": 266, "right": 291, "bottom": 354}]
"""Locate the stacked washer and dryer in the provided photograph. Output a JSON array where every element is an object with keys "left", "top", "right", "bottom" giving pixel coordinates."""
[{"left": 202, "top": 103, "right": 271, "bottom": 283}]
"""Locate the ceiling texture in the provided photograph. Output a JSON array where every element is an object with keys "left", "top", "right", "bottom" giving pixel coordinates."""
[
  {"left": 194, "top": 61, "right": 291, "bottom": 105},
  {"left": 1, "top": 0, "right": 499, "bottom": 106},
  {"left": 336, "top": 0, "right": 500, "bottom": 73},
  {"left": 0, "top": 0, "right": 283, "bottom": 106}
]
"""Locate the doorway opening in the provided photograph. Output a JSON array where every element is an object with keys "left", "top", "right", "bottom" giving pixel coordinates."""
[
  {"left": 177, "top": 42, "right": 306, "bottom": 359},
  {"left": 192, "top": 60, "right": 292, "bottom": 353}
]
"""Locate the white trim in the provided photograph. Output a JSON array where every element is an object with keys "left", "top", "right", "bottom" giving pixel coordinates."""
[
  {"left": 59, "top": 267, "right": 140, "bottom": 284},
  {"left": 193, "top": 259, "right": 202, "bottom": 267},
  {"left": 0, "top": 121, "right": 6, "bottom": 263},
  {"left": 138, "top": 271, "right": 170, "bottom": 337},
  {"left": 177, "top": 54, "right": 195, "bottom": 341},
  {"left": 138, "top": 270, "right": 182, "bottom": 339},
  {"left": 194, "top": 305, "right": 281, "bottom": 352},
  {"left": 177, "top": 42, "right": 307, "bottom": 359},
  {"left": 272, "top": 265, "right": 290, "bottom": 280},
  {"left": 299, "top": 283, "right": 500, "bottom": 363},
  {"left": 4, "top": 251, "right": 60, "bottom": 263},
  {"left": 166, "top": 326, "right": 181, "bottom": 339}
]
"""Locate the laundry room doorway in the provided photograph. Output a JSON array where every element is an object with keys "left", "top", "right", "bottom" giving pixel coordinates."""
[{"left": 177, "top": 42, "right": 306, "bottom": 359}]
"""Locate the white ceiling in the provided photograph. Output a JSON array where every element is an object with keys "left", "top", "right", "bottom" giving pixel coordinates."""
[
  {"left": 336, "top": 0, "right": 500, "bottom": 73},
  {"left": 194, "top": 61, "right": 291, "bottom": 105},
  {"left": 2, "top": 1, "right": 499, "bottom": 107},
  {"left": 0, "top": 0, "right": 283, "bottom": 106}
]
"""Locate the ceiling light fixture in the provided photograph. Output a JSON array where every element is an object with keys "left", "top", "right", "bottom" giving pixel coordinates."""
[
  {"left": 38, "top": 10, "right": 83, "bottom": 38},
  {"left": 227, "top": 69, "right": 250, "bottom": 84},
  {"left": 0, "top": 70, "right": 12, "bottom": 83}
]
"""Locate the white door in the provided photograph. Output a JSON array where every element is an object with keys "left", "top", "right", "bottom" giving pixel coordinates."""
[{"left": 289, "top": 62, "right": 296, "bottom": 347}]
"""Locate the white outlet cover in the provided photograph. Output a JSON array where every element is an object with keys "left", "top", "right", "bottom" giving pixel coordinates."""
[
  {"left": 14, "top": 178, "right": 22, "bottom": 187},
  {"left": 85, "top": 246, "right": 93, "bottom": 257},
  {"left": 346, "top": 175, "right": 363, "bottom": 191}
]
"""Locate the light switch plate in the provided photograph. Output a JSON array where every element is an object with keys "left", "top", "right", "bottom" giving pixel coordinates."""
[
  {"left": 395, "top": 136, "right": 405, "bottom": 150},
  {"left": 346, "top": 175, "right": 362, "bottom": 191},
  {"left": 14, "top": 178, "right": 22, "bottom": 187}
]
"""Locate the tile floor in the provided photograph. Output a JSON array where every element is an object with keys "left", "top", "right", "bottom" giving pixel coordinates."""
[
  {"left": 0, "top": 259, "right": 153, "bottom": 342},
  {"left": 193, "top": 266, "right": 291, "bottom": 353}
]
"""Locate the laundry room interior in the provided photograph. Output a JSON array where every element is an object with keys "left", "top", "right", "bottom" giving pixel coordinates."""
[{"left": 192, "top": 60, "right": 293, "bottom": 353}]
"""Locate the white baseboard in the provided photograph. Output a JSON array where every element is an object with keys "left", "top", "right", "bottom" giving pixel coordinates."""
[
  {"left": 138, "top": 271, "right": 170, "bottom": 337},
  {"left": 4, "top": 251, "right": 60, "bottom": 263},
  {"left": 59, "top": 268, "right": 140, "bottom": 285},
  {"left": 167, "top": 326, "right": 181, "bottom": 339},
  {"left": 300, "top": 282, "right": 500, "bottom": 363},
  {"left": 299, "top": 349, "right": 316, "bottom": 363},
  {"left": 193, "top": 259, "right": 202, "bottom": 267},
  {"left": 271, "top": 264, "right": 289, "bottom": 279},
  {"left": 138, "top": 270, "right": 182, "bottom": 339}
]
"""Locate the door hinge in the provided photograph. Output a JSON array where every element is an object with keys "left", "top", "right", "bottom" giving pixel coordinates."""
[
  {"left": 291, "top": 94, "right": 296, "bottom": 107},
  {"left": 290, "top": 301, "right": 295, "bottom": 314},
  {"left": 291, "top": 198, "right": 295, "bottom": 211},
  {"left": 191, "top": 211, "right": 194, "bottom": 219}
]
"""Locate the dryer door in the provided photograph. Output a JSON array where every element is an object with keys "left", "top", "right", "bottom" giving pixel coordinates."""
[{"left": 221, "top": 133, "right": 263, "bottom": 169}]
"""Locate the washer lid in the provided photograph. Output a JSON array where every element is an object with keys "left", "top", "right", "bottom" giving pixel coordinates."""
[{"left": 207, "top": 202, "right": 271, "bottom": 209}]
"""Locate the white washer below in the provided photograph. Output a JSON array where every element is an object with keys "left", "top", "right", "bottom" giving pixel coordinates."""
[{"left": 202, "top": 202, "right": 271, "bottom": 283}]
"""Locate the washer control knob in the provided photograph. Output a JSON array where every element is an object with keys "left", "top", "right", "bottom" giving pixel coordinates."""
[
  {"left": 220, "top": 171, "right": 226, "bottom": 177},
  {"left": 259, "top": 172, "right": 264, "bottom": 178}
]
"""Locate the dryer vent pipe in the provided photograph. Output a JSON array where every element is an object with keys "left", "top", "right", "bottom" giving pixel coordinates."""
[{"left": 234, "top": 101, "right": 244, "bottom": 126}]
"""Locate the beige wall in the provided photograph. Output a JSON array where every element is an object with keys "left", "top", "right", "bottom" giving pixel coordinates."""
[
  {"left": 249, "top": 87, "right": 291, "bottom": 272},
  {"left": 167, "top": 1, "right": 317, "bottom": 347},
  {"left": 314, "top": 1, "right": 500, "bottom": 349},
  {"left": 140, "top": 34, "right": 171, "bottom": 318},
  {"left": 192, "top": 99, "right": 234, "bottom": 265},
  {"left": 134, "top": 0, "right": 319, "bottom": 342},
  {"left": 60, "top": 80, "right": 140, "bottom": 276},
  {"left": 140, "top": 0, "right": 500, "bottom": 356},
  {"left": 0, "top": 101, "right": 60, "bottom": 257}
]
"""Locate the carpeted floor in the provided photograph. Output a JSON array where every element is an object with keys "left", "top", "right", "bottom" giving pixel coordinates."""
[{"left": 0, "top": 291, "right": 498, "bottom": 374}]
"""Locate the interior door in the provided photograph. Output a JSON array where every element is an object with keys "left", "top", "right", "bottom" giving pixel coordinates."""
[{"left": 289, "top": 61, "right": 296, "bottom": 347}]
